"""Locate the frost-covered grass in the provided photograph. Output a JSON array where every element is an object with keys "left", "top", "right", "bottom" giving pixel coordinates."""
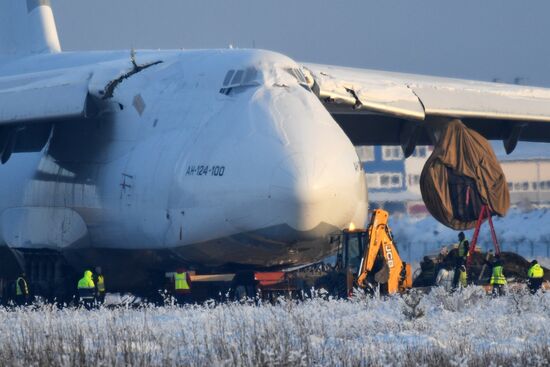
[{"left": 1, "top": 287, "right": 549, "bottom": 367}]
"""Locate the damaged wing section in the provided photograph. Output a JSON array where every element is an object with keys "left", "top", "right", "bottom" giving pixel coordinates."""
[
  {"left": 301, "top": 63, "right": 550, "bottom": 228},
  {"left": 0, "top": 54, "right": 163, "bottom": 163},
  {"left": 303, "top": 65, "right": 425, "bottom": 121},
  {"left": 304, "top": 63, "right": 550, "bottom": 153},
  {"left": 100, "top": 57, "right": 162, "bottom": 99}
]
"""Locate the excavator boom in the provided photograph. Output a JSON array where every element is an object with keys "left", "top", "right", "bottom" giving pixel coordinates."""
[{"left": 356, "top": 209, "right": 412, "bottom": 293}]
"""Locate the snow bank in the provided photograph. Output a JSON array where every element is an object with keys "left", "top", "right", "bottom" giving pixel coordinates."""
[
  {"left": 0, "top": 288, "right": 548, "bottom": 366},
  {"left": 389, "top": 208, "right": 550, "bottom": 263}
]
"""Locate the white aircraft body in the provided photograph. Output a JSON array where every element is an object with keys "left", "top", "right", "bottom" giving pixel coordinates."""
[{"left": 1, "top": 1, "right": 549, "bottom": 295}]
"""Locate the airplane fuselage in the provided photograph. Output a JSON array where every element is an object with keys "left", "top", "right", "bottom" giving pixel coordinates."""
[{"left": 0, "top": 49, "right": 367, "bottom": 290}]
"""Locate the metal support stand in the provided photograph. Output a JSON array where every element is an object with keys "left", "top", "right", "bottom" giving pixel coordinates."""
[{"left": 466, "top": 205, "right": 501, "bottom": 269}]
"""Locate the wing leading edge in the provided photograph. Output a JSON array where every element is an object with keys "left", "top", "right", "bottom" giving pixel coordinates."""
[
  {"left": 0, "top": 54, "right": 163, "bottom": 163},
  {"left": 303, "top": 63, "right": 550, "bottom": 154}
]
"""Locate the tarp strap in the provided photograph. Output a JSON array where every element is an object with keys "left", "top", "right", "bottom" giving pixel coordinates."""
[{"left": 466, "top": 205, "right": 501, "bottom": 269}]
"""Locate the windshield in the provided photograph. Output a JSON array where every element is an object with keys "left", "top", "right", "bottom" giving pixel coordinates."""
[
  {"left": 346, "top": 233, "right": 364, "bottom": 272},
  {"left": 220, "top": 65, "right": 311, "bottom": 95},
  {"left": 220, "top": 67, "right": 262, "bottom": 95}
]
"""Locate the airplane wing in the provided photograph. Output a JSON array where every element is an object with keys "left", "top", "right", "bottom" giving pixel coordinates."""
[
  {"left": 0, "top": 69, "right": 94, "bottom": 126},
  {"left": 0, "top": 55, "right": 162, "bottom": 163},
  {"left": 302, "top": 63, "right": 550, "bottom": 155},
  {"left": 0, "top": 68, "right": 96, "bottom": 163}
]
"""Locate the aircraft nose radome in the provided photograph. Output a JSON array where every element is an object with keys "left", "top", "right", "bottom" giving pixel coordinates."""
[
  {"left": 269, "top": 148, "right": 366, "bottom": 232},
  {"left": 245, "top": 85, "right": 367, "bottom": 232}
]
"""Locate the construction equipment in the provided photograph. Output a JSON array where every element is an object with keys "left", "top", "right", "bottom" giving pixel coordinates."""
[
  {"left": 204, "top": 208, "right": 414, "bottom": 301},
  {"left": 354, "top": 209, "right": 413, "bottom": 294}
]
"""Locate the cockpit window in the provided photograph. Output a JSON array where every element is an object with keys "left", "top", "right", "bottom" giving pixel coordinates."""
[
  {"left": 285, "top": 68, "right": 311, "bottom": 91},
  {"left": 223, "top": 70, "right": 235, "bottom": 86},
  {"left": 231, "top": 70, "right": 244, "bottom": 85},
  {"left": 243, "top": 67, "right": 258, "bottom": 84},
  {"left": 220, "top": 67, "right": 262, "bottom": 95},
  {"left": 285, "top": 68, "right": 304, "bottom": 83}
]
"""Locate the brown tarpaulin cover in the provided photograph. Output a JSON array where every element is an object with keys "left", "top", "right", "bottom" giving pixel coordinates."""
[{"left": 420, "top": 119, "right": 510, "bottom": 230}]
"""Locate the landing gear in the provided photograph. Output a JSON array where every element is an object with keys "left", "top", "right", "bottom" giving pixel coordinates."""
[
  {"left": 0, "top": 245, "right": 24, "bottom": 305},
  {"left": 18, "top": 250, "right": 76, "bottom": 304}
]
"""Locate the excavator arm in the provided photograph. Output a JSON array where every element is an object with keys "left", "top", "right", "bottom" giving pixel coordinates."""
[{"left": 356, "top": 209, "right": 412, "bottom": 293}]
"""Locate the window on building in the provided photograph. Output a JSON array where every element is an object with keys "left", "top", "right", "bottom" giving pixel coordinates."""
[
  {"left": 382, "top": 146, "right": 403, "bottom": 160},
  {"left": 355, "top": 146, "right": 375, "bottom": 162},
  {"left": 408, "top": 174, "right": 420, "bottom": 187},
  {"left": 532, "top": 182, "right": 538, "bottom": 190},
  {"left": 366, "top": 173, "right": 380, "bottom": 189},
  {"left": 409, "top": 145, "right": 433, "bottom": 158},
  {"left": 391, "top": 175, "right": 401, "bottom": 186},
  {"left": 511, "top": 181, "right": 534, "bottom": 192},
  {"left": 366, "top": 172, "right": 403, "bottom": 189},
  {"left": 411, "top": 146, "right": 427, "bottom": 158},
  {"left": 417, "top": 146, "right": 427, "bottom": 158},
  {"left": 378, "top": 173, "right": 402, "bottom": 188}
]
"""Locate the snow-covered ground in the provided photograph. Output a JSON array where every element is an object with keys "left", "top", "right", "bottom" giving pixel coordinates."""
[
  {"left": 389, "top": 208, "right": 550, "bottom": 264},
  {"left": 0, "top": 288, "right": 549, "bottom": 366}
]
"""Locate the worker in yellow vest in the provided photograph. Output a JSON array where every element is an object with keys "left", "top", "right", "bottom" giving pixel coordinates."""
[
  {"left": 95, "top": 267, "right": 106, "bottom": 304},
  {"left": 490, "top": 259, "right": 507, "bottom": 296},
  {"left": 77, "top": 270, "right": 96, "bottom": 309},
  {"left": 453, "top": 232, "right": 470, "bottom": 289},
  {"left": 457, "top": 232, "right": 470, "bottom": 262},
  {"left": 458, "top": 265, "right": 468, "bottom": 288},
  {"left": 173, "top": 268, "right": 192, "bottom": 304},
  {"left": 527, "top": 260, "right": 544, "bottom": 294},
  {"left": 15, "top": 272, "right": 29, "bottom": 306}
]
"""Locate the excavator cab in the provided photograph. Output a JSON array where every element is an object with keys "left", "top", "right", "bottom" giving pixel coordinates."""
[
  {"left": 333, "top": 228, "right": 368, "bottom": 297},
  {"left": 341, "top": 229, "right": 368, "bottom": 273}
]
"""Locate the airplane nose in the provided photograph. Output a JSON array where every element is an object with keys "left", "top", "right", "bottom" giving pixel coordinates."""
[
  {"left": 239, "top": 85, "right": 367, "bottom": 234},
  {"left": 269, "top": 148, "right": 365, "bottom": 231}
]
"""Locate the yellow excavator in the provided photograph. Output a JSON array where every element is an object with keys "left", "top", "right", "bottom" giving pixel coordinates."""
[
  {"left": 337, "top": 209, "right": 412, "bottom": 295},
  {"left": 188, "top": 209, "right": 413, "bottom": 301}
]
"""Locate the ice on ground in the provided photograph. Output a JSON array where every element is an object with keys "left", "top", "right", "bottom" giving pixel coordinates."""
[
  {"left": 389, "top": 208, "right": 550, "bottom": 263},
  {"left": 0, "top": 288, "right": 549, "bottom": 366}
]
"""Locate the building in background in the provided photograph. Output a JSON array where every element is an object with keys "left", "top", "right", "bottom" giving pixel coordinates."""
[
  {"left": 501, "top": 158, "right": 550, "bottom": 209},
  {"left": 356, "top": 145, "right": 432, "bottom": 215},
  {"left": 356, "top": 143, "right": 550, "bottom": 216}
]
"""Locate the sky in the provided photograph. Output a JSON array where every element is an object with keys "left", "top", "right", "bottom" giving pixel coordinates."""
[
  {"left": 51, "top": 0, "right": 550, "bottom": 87},
  {"left": 49, "top": 0, "right": 550, "bottom": 155}
]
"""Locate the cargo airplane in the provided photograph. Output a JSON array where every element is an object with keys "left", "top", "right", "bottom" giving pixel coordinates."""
[{"left": 1, "top": 1, "right": 549, "bottom": 297}]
